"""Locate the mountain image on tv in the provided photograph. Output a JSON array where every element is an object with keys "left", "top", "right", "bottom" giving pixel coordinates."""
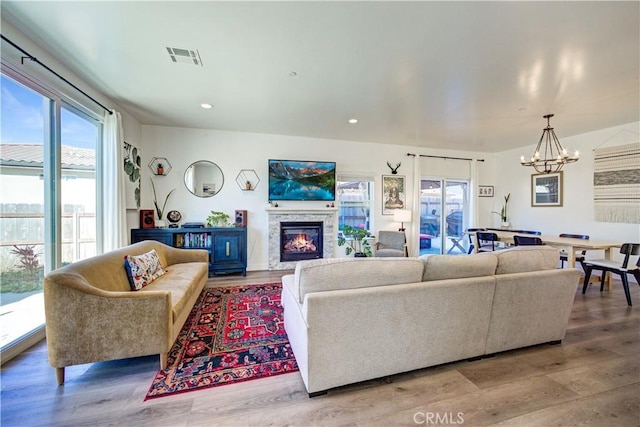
[{"left": 268, "top": 160, "right": 336, "bottom": 201}]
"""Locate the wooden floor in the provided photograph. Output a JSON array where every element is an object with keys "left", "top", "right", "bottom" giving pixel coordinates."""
[{"left": 1, "top": 270, "right": 639, "bottom": 427}]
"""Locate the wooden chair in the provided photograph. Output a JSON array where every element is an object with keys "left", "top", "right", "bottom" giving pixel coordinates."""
[
  {"left": 582, "top": 243, "right": 640, "bottom": 306},
  {"left": 466, "top": 228, "right": 485, "bottom": 254},
  {"left": 559, "top": 233, "right": 590, "bottom": 268},
  {"left": 476, "top": 231, "right": 499, "bottom": 252},
  {"left": 513, "top": 235, "right": 543, "bottom": 246},
  {"left": 375, "top": 230, "right": 408, "bottom": 257}
]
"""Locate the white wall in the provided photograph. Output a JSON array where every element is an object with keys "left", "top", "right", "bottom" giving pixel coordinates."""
[
  {"left": 494, "top": 121, "right": 640, "bottom": 261},
  {"left": 140, "top": 125, "right": 490, "bottom": 270}
]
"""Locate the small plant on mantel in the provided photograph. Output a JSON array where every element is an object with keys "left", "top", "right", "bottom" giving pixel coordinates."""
[
  {"left": 206, "top": 211, "right": 230, "bottom": 227},
  {"left": 337, "top": 225, "right": 375, "bottom": 257}
]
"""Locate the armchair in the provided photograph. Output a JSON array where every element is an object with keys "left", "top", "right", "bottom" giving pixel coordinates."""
[{"left": 375, "top": 230, "right": 408, "bottom": 257}]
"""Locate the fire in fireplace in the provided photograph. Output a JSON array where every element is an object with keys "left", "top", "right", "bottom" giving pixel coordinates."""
[{"left": 280, "top": 221, "right": 323, "bottom": 262}]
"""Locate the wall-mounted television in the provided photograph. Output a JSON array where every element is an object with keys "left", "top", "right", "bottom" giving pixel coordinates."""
[{"left": 268, "top": 159, "right": 336, "bottom": 201}]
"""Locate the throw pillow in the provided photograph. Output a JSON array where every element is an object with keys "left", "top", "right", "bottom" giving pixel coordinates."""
[{"left": 124, "top": 249, "right": 167, "bottom": 291}]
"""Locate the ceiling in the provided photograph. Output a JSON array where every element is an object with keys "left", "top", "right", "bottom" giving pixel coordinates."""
[{"left": 1, "top": 1, "right": 639, "bottom": 153}]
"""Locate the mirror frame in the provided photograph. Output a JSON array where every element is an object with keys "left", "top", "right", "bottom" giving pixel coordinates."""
[{"left": 184, "top": 160, "right": 224, "bottom": 198}]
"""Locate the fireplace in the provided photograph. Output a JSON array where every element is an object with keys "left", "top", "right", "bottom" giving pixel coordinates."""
[{"left": 280, "top": 221, "right": 323, "bottom": 262}]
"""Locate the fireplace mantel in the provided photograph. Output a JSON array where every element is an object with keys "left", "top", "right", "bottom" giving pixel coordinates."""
[{"left": 267, "top": 208, "right": 337, "bottom": 270}]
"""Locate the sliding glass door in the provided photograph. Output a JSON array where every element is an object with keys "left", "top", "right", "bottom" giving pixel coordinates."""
[
  {"left": 419, "top": 178, "right": 470, "bottom": 255},
  {"left": 0, "top": 72, "right": 99, "bottom": 355}
]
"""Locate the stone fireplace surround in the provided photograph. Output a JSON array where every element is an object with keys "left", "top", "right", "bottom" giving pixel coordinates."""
[{"left": 267, "top": 207, "right": 337, "bottom": 270}]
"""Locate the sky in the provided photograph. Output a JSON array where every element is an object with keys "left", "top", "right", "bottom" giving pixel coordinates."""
[{"left": 1, "top": 74, "right": 97, "bottom": 149}]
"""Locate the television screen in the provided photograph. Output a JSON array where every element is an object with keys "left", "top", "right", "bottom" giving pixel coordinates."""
[{"left": 268, "top": 159, "right": 336, "bottom": 201}]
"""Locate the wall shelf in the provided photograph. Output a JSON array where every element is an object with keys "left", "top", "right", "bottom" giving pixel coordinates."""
[
  {"left": 236, "top": 169, "right": 260, "bottom": 191},
  {"left": 149, "top": 157, "right": 171, "bottom": 176}
]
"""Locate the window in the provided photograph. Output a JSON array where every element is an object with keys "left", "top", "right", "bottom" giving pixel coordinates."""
[
  {"left": 337, "top": 175, "right": 374, "bottom": 232},
  {"left": 0, "top": 71, "right": 101, "bottom": 360}
]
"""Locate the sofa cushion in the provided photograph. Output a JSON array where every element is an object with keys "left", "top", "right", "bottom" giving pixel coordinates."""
[
  {"left": 420, "top": 252, "right": 498, "bottom": 281},
  {"left": 494, "top": 246, "right": 559, "bottom": 274},
  {"left": 124, "top": 249, "right": 167, "bottom": 290},
  {"left": 139, "top": 262, "right": 208, "bottom": 323},
  {"left": 293, "top": 257, "right": 425, "bottom": 303}
]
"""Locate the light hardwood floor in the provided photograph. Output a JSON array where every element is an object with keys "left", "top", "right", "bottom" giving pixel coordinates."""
[{"left": 1, "top": 270, "right": 639, "bottom": 427}]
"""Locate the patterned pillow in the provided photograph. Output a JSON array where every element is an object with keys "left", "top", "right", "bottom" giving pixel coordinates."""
[{"left": 124, "top": 249, "right": 167, "bottom": 291}]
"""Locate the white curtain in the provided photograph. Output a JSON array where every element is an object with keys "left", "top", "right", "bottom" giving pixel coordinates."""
[{"left": 102, "top": 110, "right": 127, "bottom": 251}]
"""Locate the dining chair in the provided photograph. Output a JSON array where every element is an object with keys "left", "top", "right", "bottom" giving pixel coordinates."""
[
  {"left": 476, "top": 231, "right": 499, "bottom": 252},
  {"left": 513, "top": 235, "right": 543, "bottom": 246},
  {"left": 559, "top": 233, "right": 590, "bottom": 268},
  {"left": 466, "top": 228, "right": 485, "bottom": 254},
  {"left": 512, "top": 230, "right": 542, "bottom": 235},
  {"left": 582, "top": 243, "right": 640, "bottom": 306},
  {"left": 375, "top": 230, "right": 408, "bottom": 257}
]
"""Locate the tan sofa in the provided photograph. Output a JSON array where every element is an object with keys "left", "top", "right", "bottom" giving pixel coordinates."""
[
  {"left": 282, "top": 246, "right": 580, "bottom": 396},
  {"left": 44, "top": 241, "right": 208, "bottom": 385}
]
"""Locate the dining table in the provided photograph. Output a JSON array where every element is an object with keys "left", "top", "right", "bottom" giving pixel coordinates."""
[{"left": 470, "top": 230, "right": 622, "bottom": 288}]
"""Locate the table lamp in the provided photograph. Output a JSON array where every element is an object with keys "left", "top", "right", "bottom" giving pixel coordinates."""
[{"left": 393, "top": 209, "right": 412, "bottom": 232}]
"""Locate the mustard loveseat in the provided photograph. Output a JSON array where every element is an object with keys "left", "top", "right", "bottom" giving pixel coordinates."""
[{"left": 44, "top": 241, "right": 208, "bottom": 385}]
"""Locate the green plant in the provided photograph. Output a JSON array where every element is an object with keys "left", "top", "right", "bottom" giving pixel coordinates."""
[
  {"left": 492, "top": 193, "right": 511, "bottom": 223},
  {"left": 10, "top": 245, "right": 40, "bottom": 276},
  {"left": 206, "top": 211, "right": 230, "bottom": 227},
  {"left": 337, "top": 225, "right": 374, "bottom": 256},
  {"left": 150, "top": 179, "right": 175, "bottom": 220}
]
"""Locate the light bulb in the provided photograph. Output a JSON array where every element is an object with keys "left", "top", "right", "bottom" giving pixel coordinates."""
[
  {"left": 574, "top": 150, "right": 580, "bottom": 159},
  {"left": 520, "top": 155, "right": 525, "bottom": 163}
]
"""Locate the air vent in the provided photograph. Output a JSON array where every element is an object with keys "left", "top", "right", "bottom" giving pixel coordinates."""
[{"left": 165, "top": 47, "right": 203, "bottom": 66}]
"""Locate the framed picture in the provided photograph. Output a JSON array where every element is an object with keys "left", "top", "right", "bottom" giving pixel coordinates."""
[
  {"left": 478, "top": 185, "right": 494, "bottom": 197},
  {"left": 202, "top": 183, "right": 216, "bottom": 196},
  {"left": 531, "top": 172, "right": 563, "bottom": 207},
  {"left": 382, "top": 175, "right": 406, "bottom": 215}
]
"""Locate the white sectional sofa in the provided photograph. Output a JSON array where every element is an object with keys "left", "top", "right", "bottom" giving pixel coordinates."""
[{"left": 281, "top": 246, "right": 580, "bottom": 396}]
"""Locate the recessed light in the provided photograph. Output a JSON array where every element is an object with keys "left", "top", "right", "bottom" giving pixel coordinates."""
[
  {"left": 348, "top": 118, "right": 358, "bottom": 124},
  {"left": 200, "top": 103, "right": 213, "bottom": 109}
]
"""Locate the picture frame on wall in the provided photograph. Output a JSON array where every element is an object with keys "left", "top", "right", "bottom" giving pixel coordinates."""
[
  {"left": 478, "top": 185, "right": 494, "bottom": 197},
  {"left": 382, "top": 175, "right": 406, "bottom": 215},
  {"left": 531, "top": 172, "right": 563, "bottom": 207}
]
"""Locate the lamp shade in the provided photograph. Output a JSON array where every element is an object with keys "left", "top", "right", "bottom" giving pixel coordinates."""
[{"left": 393, "top": 209, "right": 412, "bottom": 223}]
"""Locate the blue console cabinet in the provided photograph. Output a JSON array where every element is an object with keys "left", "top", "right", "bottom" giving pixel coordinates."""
[{"left": 131, "top": 227, "right": 247, "bottom": 276}]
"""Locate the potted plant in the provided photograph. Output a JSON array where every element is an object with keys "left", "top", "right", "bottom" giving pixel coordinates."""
[
  {"left": 492, "top": 193, "right": 511, "bottom": 228},
  {"left": 337, "top": 225, "right": 374, "bottom": 257},
  {"left": 150, "top": 179, "right": 175, "bottom": 227},
  {"left": 206, "top": 211, "right": 230, "bottom": 227}
]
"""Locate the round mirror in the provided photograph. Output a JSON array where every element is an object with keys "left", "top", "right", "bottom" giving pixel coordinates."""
[{"left": 184, "top": 161, "right": 224, "bottom": 197}]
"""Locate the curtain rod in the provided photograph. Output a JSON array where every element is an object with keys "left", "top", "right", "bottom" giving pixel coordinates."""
[
  {"left": 1, "top": 34, "right": 113, "bottom": 115},
  {"left": 406, "top": 153, "right": 484, "bottom": 162}
]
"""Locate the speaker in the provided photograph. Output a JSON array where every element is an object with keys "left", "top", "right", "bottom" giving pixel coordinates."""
[
  {"left": 140, "top": 209, "right": 155, "bottom": 229},
  {"left": 235, "top": 210, "right": 247, "bottom": 227}
]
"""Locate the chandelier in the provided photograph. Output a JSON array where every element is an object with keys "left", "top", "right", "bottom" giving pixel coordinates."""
[{"left": 520, "top": 114, "right": 579, "bottom": 174}]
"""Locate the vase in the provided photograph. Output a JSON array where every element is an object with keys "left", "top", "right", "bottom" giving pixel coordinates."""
[
  {"left": 156, "top": 219, "right": 166, "bottom": 228},
  {"left": 501, "top": 222, "right": 510, "bottom": 229}
]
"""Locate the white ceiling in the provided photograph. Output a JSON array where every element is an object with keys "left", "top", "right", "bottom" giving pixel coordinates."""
[{"left": 2, "top": 1, "right": 639, "bottom": 153}]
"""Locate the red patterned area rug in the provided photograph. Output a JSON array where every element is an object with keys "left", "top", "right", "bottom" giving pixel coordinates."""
[{"left": 145, "top": 283, "right": 298, "bottom": 400}]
